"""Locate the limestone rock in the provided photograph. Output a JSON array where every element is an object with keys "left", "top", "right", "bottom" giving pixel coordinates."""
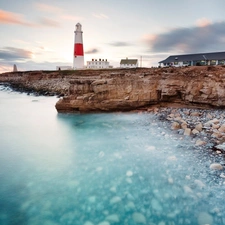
[
  {"left": 195, "top": 123, "right": 203, "bottom": 131},
  {"left": 3, "top": 66, "right": 225, "bottom": 112},
  {"left": 171, "top": 122, "right": 180, "bottom": 130},
  {"left": 215, "top": 143, "right": 225, "bottom": 151},
  {"left": 192, "top": 129, "right": 199, "bottom": 135},
  {"left": 195, "top": 139, "right": 206, "bottom": 146},
  {"left": 184, "top": 128, "right": 191, "bottom": 136},
  {"left": 197, "top": 212, "right": 213, "bottom": 225},
  {"left": 218, "top": 124, "right": 225, "bottom": 133},
  {"left": 84, "top": 222, "right": 95, "bottom": 225},
  {"left": 132, "top": 212, "right": 146, "bottom": 224},
  {"left": 210, "top": 163, "right": 223, "bottom": 170},
  {"left": 98, "top": 221, "right": 110, "bottom": 225},
  {"left": 110, "top": 196, "right": 121, "bottom": 204},
  {"left": 105, "top": 214, "right": 120, "bottom": 223}
]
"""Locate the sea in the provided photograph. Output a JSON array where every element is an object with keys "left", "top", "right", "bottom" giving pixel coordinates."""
[{"left": 0, "top": 84, "right": 225, "bottom": 225}]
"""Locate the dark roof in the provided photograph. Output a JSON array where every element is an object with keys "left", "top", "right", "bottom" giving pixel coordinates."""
[
  {"left": 159, "top": 51, "right": 225, "bottom": 64},
  {"left": 120, "top": 59, "right": 138, "bottom": 64}
]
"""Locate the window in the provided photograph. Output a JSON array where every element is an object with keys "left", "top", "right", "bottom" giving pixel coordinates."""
[
  {"left": 200, "top": 60, "right": 206, "bottom": 65},
  {"left": 218, "top": 60, "right": 225, "bottom": 65},
  {"left": 210, "top": 60, "right": 216, "bottom": 65}
]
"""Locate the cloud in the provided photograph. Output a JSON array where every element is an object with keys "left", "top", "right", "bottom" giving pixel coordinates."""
[
  {"left": 60, "top": 15, "right": 84, "bottom": 21},
  {"left": 38, "top": 17, "right": 60, "bottom": 27},
  {"left": 145, "top": 21, "right": 225, "bottom": 53},
  {"left": 0, "top": 9, "right": 33, "bottom": 26},
  {"left": 92, "top": 13, "right": 108, "bottom": 19},
  {"left": 35, "top": 3, "right": 62, "bottom": 13},
  {"left": 85, "top": 48, "right": 99, "bottom": 54},
  {"left": 196, "top": 18, "right": 212, "bottom": 27},
  {"left": 0, "top": 47, "right": 34, "bottom": 61},
  {"left": 0, "top": 9, "right": 60, "bottom": 28},
  {"left": 109, "top": 41, "right": 131, "bottom": 47}
]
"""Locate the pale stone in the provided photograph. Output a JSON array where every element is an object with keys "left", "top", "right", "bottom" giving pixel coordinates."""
[
  {"left": 158, "top": 222, "right": 165, "bottom": 225},
  {"left": 206, "top": 113, "right": 213, "bottom": 119},
  {"left": 126, "top": 201, "right": 135, "bottom": 209},
  {"left": 167, "top": 156, "right": 177, "bottom": 161},
  {"left": 197, "top": 212, "right": 213, "bottom": 225},
  {"left": 192, "top": 129, "right": 199, "bottom": 135},
  {"left": 126, "top": 178, "right": 132, "bottom": 183},
  {"left": 190, "top": 111, "right": 200, "bottom": 116},
  {"left": 183, "top": 185, "right": 193, "bottom": 194},
  {"left": 210, "top": 163, "right": 223, "bottom": 170},
  {"left": 105, "top": 214, "right": 120, "bottom": 223},
  {"left": 220, "top": 173, "right": 225, "bottom": 178},
  {"left": 168, "top": 177, "right": 173, "bottom": 184},
  {"left": 98, "top": 221, "right": 110, "bottom": 225},
  {"left": 132, "top": 212, "right": 146, "bottom": 224},
  {"left": 88, "top": 196, "right": 96, "bottom": 203},
  {"left": 185, "top": 175, "right": 191, "bottom": 180},
  {"left": 181, "top": 122, "right": 188, "bottom": 129},
  {"left": 151, "top": 199, "right": 163, "bottom": 211},
  {"left": 208, "top": 118, "right": 220, "bottom": 124},
  {"left": 84, "top": 221, "right": 95, "bottom": 225},
  {"left": 212, "top": 123, "right": 220, "bottom": 129},
  {"left": 110, "top": 196, "right": 121, "bottom": 204},
  {"left": 195, "top": 123, "right": 203, "bottom": 131},
  {"left": 215, "top": 143, "right": 225, "bottom": 151},
  {"left": 168, "top": 113, "right": 175, "bottom": 118},
  {"left": 146, "top": 146, "right": 156, "bottom": 151},
  {"left": 211, "top": 132, "right": 222, "bottom": 138},
  {"left": 126, "top": 170, "right": 133, "bottom": 177},
  {"left": 174, "top": 116, "right": 182, "bottom": 121},
  {"left": 195, "top": 139, "right": 206, "bottom": 146},
  {"left": 109, "top": 186, "right": 117, "bottom": 192},
  {"left": 194, "top": 180, "right": 205, "bottom": 189},
  {"left": 184, "top": 128, "right": 191, "bottom": 136},
  {"left": 218, "top": 124, "right": 225, "bottom": 133},
  {"left": 171, "top": 122, "right": 180, "bottom": 130}
]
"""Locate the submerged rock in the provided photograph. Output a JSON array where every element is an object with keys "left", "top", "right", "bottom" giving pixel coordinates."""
[
  {"left": 84, "top": 222, "right": 95, "bottom": 225},
  {"left": 151, "top": 198, "right": 163, "bottom": 212},
  {"left": 98, "top": 221, "right": 110, "bottom": 225},
  {"left": 105, "top": 214, "right": 120, "bottom": 223},
  {"left": 197, "top": 212, "right": 213, "bottom": 225},
  {"left": 132, "top": 212, "right": 146, "bottom": 224},
  {"left": 126, "top": 170, "right": 133, "bottom": 177},
  {"left": 110, "top": 196, "right": 121, "bottom": 205}
]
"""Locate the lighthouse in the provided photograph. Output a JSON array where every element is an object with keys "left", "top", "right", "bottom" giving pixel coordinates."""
[{"left": 73, "top": 23, "right": 84, "bottom": 69}]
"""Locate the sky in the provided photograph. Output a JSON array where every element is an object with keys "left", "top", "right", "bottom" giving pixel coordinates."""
[{"left": 0, "top": 0, "right": 225, "bottom": 73}]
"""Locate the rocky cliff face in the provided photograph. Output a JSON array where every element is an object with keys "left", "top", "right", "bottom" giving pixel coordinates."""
[
  {"left": 55, "top": 66, "right": 225, "bottom": 112},
  {"left": 1, "top": 66, "right": 225, "bottom": 112}
]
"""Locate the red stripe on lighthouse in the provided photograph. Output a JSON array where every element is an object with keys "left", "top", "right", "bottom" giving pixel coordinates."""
[{"left": 74, "top": 43, "right": 84, "bottom": 56}]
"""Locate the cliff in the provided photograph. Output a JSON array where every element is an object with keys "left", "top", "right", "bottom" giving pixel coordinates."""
[{"left": 1, "top": 66, "right": 225, "bottom": 112}]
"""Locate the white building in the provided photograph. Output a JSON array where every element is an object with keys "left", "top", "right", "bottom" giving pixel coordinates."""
[
  {"left": 87, "top": 59, "right": 110, "bottom": 69},
  {"left": 120, "top": 58, "right": 138, "bottom": 68}
]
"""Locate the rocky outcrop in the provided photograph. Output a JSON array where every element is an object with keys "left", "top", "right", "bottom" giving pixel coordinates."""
[
  {"left": 0, "top": 70, "right": 70, "bottom": 96},
  {"left": 56, "top": 66, "right": 225, "bottom": 112},
  {"left": 1, "top": 66, "right": 225, "bottom": 112}
]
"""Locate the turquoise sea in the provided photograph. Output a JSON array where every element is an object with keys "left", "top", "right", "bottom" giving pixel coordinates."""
[{"left": 0, "top": 85, "right": 225, "bottom": 225}]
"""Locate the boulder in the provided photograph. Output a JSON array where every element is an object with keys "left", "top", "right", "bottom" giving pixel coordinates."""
[
  {"left": 184, "top": 128, "right": 191, "bottom": 136},
  {"left": 210, "top": 163, "right": 223, "bottom": 170}
]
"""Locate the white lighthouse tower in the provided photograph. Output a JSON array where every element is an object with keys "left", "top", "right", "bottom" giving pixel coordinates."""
[{"left": 73, "top": 23, "right": 84, "bottom": 69}]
